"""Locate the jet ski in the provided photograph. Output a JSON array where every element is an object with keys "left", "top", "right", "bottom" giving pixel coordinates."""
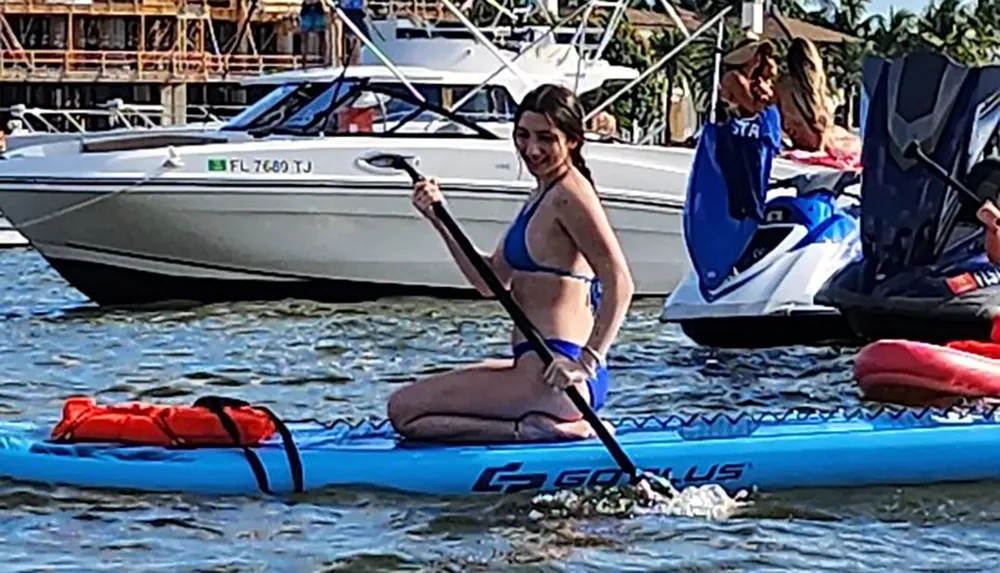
[
  {"left": 660, "top": 104, "right": 863, "bottom": 348},
  {"left": 816, "top": 51, "right": 1000, "bottom": 344}
]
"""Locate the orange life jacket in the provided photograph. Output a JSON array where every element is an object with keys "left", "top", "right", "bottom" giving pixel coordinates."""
[
  {"left": 51, "top": 396, "right": 277, "bottom": 446},
  {"left": 49, "top": 395, "right": 304, "bottom": 495}
]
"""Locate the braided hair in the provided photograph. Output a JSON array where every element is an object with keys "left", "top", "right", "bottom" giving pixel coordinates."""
[{"left": 513, "top": 84, "right": 595, "bottom": 187}]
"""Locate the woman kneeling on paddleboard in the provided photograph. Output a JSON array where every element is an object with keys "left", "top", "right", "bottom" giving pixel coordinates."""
[{"left": 387, "top": 84, "right": 635, "bottom": 443}]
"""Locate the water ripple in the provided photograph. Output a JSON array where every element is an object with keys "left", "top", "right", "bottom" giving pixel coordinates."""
[{"left": 3, "top": 247, "right": 1000, "bottom": 570}]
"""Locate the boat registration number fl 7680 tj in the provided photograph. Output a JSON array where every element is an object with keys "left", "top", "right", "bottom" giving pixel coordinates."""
[{"left": 207, "top": 158, "right": 314, "bottom": 174}]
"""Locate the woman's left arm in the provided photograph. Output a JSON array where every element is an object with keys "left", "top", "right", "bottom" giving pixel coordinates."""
[{"left": 554, "top": 180, "right": 636, "bottom": 361}]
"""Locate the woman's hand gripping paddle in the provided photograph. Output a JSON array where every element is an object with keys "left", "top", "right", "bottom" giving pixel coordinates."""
[{"left": 367, "top": 152, "right": 675, "bottom": 497}]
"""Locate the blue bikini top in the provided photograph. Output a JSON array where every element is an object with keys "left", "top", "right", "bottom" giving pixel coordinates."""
[{"left": 501, "top": 176, "right": 602, "bottom": 313}]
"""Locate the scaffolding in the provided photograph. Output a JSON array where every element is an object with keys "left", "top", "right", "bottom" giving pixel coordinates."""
[{"left": 0, "top": 0, "right": 324, "bottom": 82}]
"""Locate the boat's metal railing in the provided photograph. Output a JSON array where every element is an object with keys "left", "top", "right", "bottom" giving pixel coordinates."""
[
  {"left": 333, "top": 0, "right": 765, "bottom": 138},
  {"left": 629, "top": 120, "right": 669, "bottom": 146},
  {"left": 335, "top": 0, "right": 638, "bottom": 118},
  {"left": 367, "top": 0, "right": 448, "bottom": 20},
  {"left": 310, "top": 0, "right": 768, "bottom": 145},
  {"left": 0, "top": 99, "right": 244, "bottom": 135},
  {"left": 582, "top": 2, "right": 736, "bottom": 124},
  {"left": 0, "top": 50, "right": 324, "bottom": 83}
]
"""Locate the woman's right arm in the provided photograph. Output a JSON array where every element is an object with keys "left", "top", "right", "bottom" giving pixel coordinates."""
[
  {"left": 427, "top": 217, "right": 513, "bottom": 297},
  {"left": 412, "top": 178, "right": 512, "bottom": 297}
]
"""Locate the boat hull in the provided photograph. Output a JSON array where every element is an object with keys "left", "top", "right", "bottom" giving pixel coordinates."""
[
  {"left": 0, "top": 181, "right": 686, "bottom": 304},
  {"left": 675, "top": 311, "right": 857, "bottom": 349},
  {"left": 0, "top": 136, "right": 693, "bottom": 304},
  {"left": 0, "top": 134, "right": 825, "bottom": 305}
]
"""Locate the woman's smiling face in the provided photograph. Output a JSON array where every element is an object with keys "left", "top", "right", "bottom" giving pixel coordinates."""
[{"left": 513, "top": 110, "right": 576, "bottom": 179}]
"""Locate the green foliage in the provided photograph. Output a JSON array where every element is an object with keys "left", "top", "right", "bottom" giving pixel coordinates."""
[
  {"left": 576, "top": 13, "right": 666, "bottom": 131},
  {"left": 648, "top": 20, "right": 745, "bottom": 113}
]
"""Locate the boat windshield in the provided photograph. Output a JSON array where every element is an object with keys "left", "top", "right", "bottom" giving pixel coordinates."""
[
  {"left": 221, "top": 83, "right": 331, "bottom": 132},
  {"left": 280, "top": 84, "right": 351, "bottom": 130},
  {"left": 451, "top": 86, "right": 517, "bottom": 123},
  {"left": 262, "top": 79, "right": 503, "bottom": 139},
  {"left": 376, "top": 83, "right": 515, "bottom": 124},
  {"left": 377, "top": 84, "right": 443, "bottom": 123}
]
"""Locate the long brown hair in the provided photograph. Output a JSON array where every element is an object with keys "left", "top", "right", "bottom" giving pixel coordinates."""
[
  {"left": 784, "top": 37, "right": 831, "bottom": 131},
  {"left": 513, "top": 84, "right": 595, "bottom": 187}
]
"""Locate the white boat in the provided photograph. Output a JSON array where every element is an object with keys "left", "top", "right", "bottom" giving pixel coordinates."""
[
  {"left": 0, "top": 74, "right": 700, "bottom": 304},
  {"left": 0, "top": 1, "right": 818, "bottom": 304},
  {"left": 0, "top": 78, "right": 341, "bottom": 249},
  {"left": 0, "top": 15, "right": 640, "bottom": 159},
  {"left": 0, "top": 71, "right": 324, "bottom": 248}
]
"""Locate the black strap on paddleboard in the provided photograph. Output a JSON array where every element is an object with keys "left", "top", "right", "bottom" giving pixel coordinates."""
[{"left": 192, "top": 396, "right": 304, "bottom": 495}]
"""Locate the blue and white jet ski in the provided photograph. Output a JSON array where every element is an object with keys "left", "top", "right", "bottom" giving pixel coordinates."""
[
  {"left": 816, "top": 51, "right": 1000, "bottom": 344},
  {"left": 660, "top": 104, "right": 863, "bottom": 348}
]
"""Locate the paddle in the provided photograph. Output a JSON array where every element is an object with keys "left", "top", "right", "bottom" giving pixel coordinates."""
[
  {"left": 366, "top": 152, "right": 673, "bottom": 494},
  {"left": 904, "top": 141, "right": 1000, "bottom": 226}
]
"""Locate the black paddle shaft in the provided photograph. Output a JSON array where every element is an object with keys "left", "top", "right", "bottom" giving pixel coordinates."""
[{"left": 381, "top": 154, "right": 643, "bottom": 482}]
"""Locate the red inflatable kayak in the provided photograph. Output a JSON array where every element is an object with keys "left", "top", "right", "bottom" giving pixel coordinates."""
[{"left": 855, "top": 337, "right": 1000, "bottom": 405}]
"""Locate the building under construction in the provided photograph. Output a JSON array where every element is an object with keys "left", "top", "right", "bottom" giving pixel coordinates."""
[{"left": 0, "top": 0, "right": 361, "bottom": 129}]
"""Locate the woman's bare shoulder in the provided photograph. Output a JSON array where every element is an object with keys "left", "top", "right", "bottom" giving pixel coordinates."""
[
  {"left": 547, "top": 171, "right": 608, "bottom": 236},
  {"left": 552, "top": 169, "right": 599, "bottom": 208}
]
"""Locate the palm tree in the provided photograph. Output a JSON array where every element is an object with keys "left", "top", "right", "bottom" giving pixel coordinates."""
[
  {"left": 970, "top": 0, "right": 1000, "bottom": 62},
  {"left": 918, "top": 0, "right": 992, "bottom": 65},
  {"left": 866, "top": 8, "right": 921, "bottom": 59}
]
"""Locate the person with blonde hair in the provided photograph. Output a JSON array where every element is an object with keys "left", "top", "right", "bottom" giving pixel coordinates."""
[
  {"left": 777, "top": 37, "right": 861, "bottom": 162},
  {"left": 776, "top": 37, "right": 832, "bottom": 150}
]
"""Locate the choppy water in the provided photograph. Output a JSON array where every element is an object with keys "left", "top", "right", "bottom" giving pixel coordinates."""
[{"left": 2, "top": 246, "right": 1000, "bottom": 572}]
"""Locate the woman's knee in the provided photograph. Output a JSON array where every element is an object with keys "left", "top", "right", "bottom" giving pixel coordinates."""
[{"left": 386, "top": 385, "right": 417, "bottom": 432}]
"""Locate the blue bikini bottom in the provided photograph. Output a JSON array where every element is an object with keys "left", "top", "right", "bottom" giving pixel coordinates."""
[{"left": 512, "top": 338, "right": 609, "bottom": 411}]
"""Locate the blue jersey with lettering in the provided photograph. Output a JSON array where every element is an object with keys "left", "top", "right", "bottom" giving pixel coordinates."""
[{"left": 683, "top": 106, "right": 783, "bottom": 295}]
